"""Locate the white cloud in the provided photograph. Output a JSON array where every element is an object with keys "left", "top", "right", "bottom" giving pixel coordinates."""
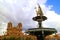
[
  {"left": 0, "top": 22, "right": 7, "bottom": 35},
  {"left": 0, "top": 0, "right": 60, "bottom": 35},
  {"left": 42, "top": 5, "right": 60, "bottom": 33}
]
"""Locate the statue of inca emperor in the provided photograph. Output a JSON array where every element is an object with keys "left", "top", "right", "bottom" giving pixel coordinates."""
[{"left": 35, "top": 4, "right": 44, "bottom": 17}]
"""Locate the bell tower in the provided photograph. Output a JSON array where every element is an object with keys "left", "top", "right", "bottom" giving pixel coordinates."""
[
  {"left": 7, "top": 22, "right": 12, "bottom": 29},
  {"left": 17, "top": 23, "right": 22, "bottom": 31}
]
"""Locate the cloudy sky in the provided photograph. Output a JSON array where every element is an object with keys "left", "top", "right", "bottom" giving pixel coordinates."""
[{"left": 0, "top": 0, "right": 60, "bottom": 35}]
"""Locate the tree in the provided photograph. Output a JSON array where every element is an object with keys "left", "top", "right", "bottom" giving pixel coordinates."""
[
  {"left": 26, "top": 37, "right": 33, "bottom": 40},
  {"left": 16, "top": 37, "right": 24, "bottom": 40},
  {"left": 2, "top": 37, "right": 7, "bottom": 40},
  {"left": 8, "top": 36, "right": 16, "bottom": 40}
]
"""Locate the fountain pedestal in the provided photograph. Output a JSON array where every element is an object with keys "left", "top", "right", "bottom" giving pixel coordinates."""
[
  {"left": 26, "top": 28, "right": 57, "bottom": 40},
  {"left": 25, "top": 16, "right": 57, "bottom": 40},
  {"left": 25, "top": 4, "right": 57, "bottom": 40}
]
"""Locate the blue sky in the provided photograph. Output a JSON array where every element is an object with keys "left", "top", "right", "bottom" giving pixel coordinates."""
[
  {"left": 0, "top": 0, "right": 60, "bottom": 35},
  {"left": 46, "top": 0, "right": 60, "bottom": 14}
]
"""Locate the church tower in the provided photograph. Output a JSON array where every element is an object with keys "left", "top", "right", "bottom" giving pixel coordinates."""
[
  {"left": 17, "top": 23, "right": 22, "bottom": 31},
  {"left": 6, "top": 22, "right": 13, "bottom": 36},
  {"left": 7, "top": 22, "right": 12, "bottom": 29}
]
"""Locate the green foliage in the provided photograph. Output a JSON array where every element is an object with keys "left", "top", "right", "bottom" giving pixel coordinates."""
[
  {"left": 26, "top": 37, "right": 33, "bottom": 40},
  {"left": 2, "top": 36, "right": 16, "bottom": 40},
  {"left": 2, "top": 37, "right": 7, "bottom": 40},
  {"left": 16, "top": 37, "right": 24, "bottom": 40},
  {"left": 8, "top": 36, "right": 16, "bottom": 40},
  {"left": 2, "top": 36, "right": 34, "bottom": 40}
]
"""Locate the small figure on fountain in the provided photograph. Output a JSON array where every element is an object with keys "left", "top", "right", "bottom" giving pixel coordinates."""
[{"left": 35, "top": 4, "right": 43, "bottom": 17}]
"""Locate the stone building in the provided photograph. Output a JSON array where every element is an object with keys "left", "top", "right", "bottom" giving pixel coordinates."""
[
  {"left": 0, "top": 22, "right": 36, "bottom": 40},
  {"left": 6, "top": 22, "right": 24, "bottom": 36}
]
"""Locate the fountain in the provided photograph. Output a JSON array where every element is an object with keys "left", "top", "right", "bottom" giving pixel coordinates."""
[{"left": 25, "top": 4, "right": 57, "bottom": 40}]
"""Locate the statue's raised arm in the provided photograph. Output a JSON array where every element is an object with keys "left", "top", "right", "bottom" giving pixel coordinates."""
[{"left": 35, "top": 4, "right": 44, "bottom": 16}]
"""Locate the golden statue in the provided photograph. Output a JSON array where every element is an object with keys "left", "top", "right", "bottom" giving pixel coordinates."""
[{"left": 35, "top": 4, "right": 43, "bottom": 17}]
